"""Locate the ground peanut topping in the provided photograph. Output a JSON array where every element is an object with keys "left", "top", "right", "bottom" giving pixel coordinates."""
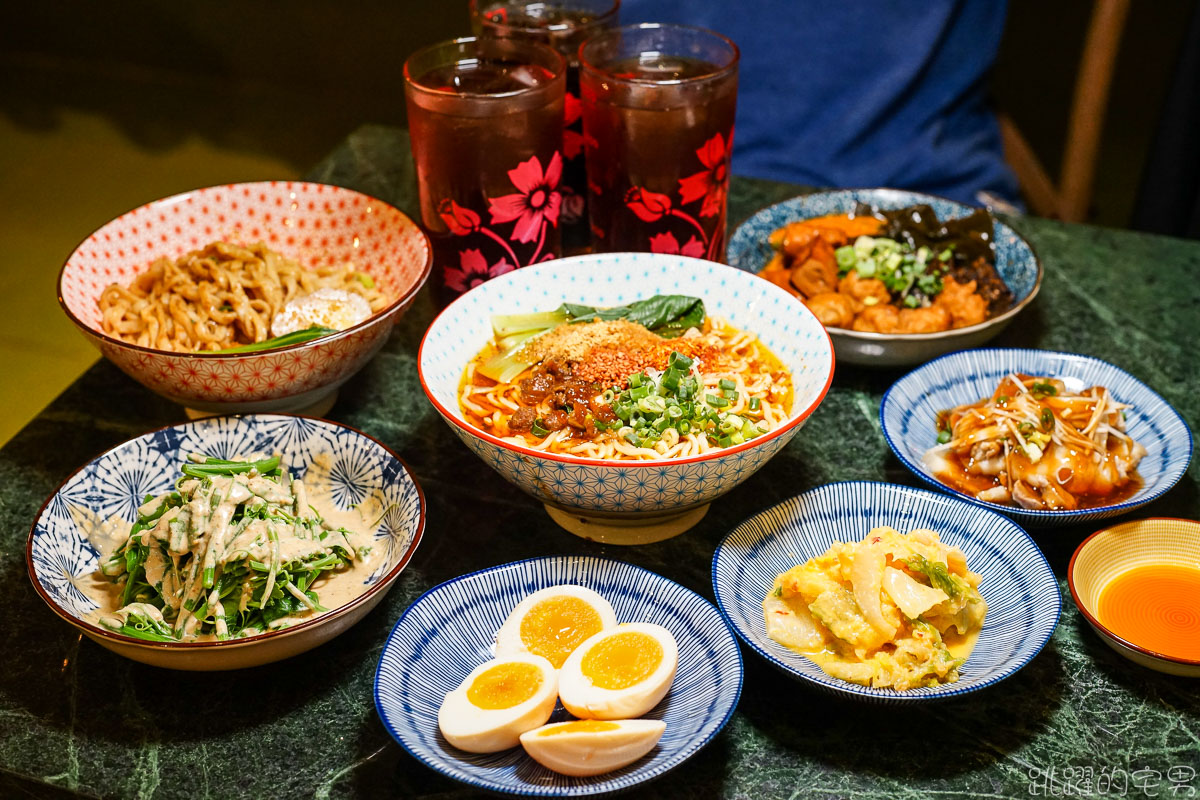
[{"left": 523, "top": 320, "right": 716, "bottom": 386}]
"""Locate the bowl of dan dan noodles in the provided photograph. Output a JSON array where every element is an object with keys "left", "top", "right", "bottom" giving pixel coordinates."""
[
  {"left": 418, "top": 253, "right": 835, "bottom": 544},
  {"left": 57, "top": 181, "right": 432, "bottom": 416},
  {"left": 726, "top": 189, "right": 1042, "bottom": 367},
  {"left": 26, "top": 414, "right": 425, "bottom": 670},
  {"left": 712, "top": 482, "right": 1060, "bottom": 702}
]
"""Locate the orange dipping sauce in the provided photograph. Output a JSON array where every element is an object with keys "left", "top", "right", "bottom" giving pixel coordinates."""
[{"left": 1097, "top": 564, "right": 1200, "bottom": 661}]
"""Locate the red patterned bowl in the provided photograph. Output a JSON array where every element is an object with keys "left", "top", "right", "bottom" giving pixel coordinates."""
[{"left": 58, "top": 182, "right": 431, "bottom": 415}]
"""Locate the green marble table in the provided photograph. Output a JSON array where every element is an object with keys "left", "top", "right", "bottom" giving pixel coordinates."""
[{"left": 3, "top": 126, "right": 1198, "bottom": 800}]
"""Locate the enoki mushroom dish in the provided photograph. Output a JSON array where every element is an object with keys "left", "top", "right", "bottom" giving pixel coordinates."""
[{"left": 922, "top": 374, "right": 1147, "bottom": 511}]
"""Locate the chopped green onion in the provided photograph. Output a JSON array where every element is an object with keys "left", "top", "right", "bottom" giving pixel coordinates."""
[
  {"left": 749, "top": 396, "right": 761, "bottom": 412},
  {"left": 706, "top": 394, "right": 729, "bottom": 408},
  {"left": 719, "top": 378, "right": 736, "bottom": 391},
  {"left": 1031, "top": 381, "right": 1058, "bottom": 398},
  {"left": 669, "top": 352, "right": 693, "bottom": 369},
  {"left": 531, "top": 419, "right": 551, "bottom": 438},
  {"left": 936, "top": 429, "right": 952, "bottom": 444},
  {"left": 638, "top": 396, "right": 667, "bottom": 415}
]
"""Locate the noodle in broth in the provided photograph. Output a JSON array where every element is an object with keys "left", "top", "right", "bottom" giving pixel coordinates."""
[{"left": 459, "top": 314, "right": 793, "bottom": 461}]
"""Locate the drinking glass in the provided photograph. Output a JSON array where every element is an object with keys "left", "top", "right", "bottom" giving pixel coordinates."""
[
  {"left": 580, "top": 24, "right": 739, "bottom": 261},
  {"left": 469, "top": 0, "right": 620, "bottom": 253},
  {"left": 404, "top": 36, "right": 566, "bottom": 303}
]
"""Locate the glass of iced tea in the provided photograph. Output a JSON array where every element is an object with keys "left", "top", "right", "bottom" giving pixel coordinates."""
[
  {"left": 404, "top": 37, "right": 566, "bottom": 303},
  {"left": 580, "top": 24, "right": 739, "bottom": 261},
  {"left": 468, "top": 0, "right": 620, "bottom": 253}
]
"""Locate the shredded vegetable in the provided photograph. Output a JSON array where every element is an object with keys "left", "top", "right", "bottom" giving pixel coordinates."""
[{"left": 96, "top": 454, "right": 372, "bottom": 641}]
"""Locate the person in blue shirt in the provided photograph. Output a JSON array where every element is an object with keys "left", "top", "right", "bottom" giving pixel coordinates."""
[{"left": 619, "top": 0, "right": 1022, "bottom": 208}]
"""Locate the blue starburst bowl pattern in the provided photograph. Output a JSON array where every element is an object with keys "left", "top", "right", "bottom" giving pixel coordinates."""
[
  {"left": 375, "top": 555, "right": 743, "bottom": 796},
  {"left": 418, "top": 253, "right": 835, "bottom": 523},
  {"left": 27, "top": 414, "right": 425, "bottom": 670},
  {"left": 712, "top": 482, "right": 1060, "bottom": 704},
  {"left": 726, "top": 188, "right": 1042, "bottom": 367},
  {"left": 880, "top": 348, "right": 1193, "bottom": 528}
]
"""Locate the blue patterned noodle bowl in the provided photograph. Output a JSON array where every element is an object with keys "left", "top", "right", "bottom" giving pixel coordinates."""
[
  {"left": 26, "top": 414, "right": 425, "bottom": 669},
  {"left": 880, "top": 348, "right": 1193, "bottom": 528},
  {"left": 417, "top": 253, "right": 835, "bottom": 537},
  {"left": 725, "top": 188, "right": 1043, "bottom": 367},
  {"left": 374, "top": 555, "right": 743, "bottom": 796},
  {"left": 712, "top": 481, "right": 1061, "bottom": 704}
]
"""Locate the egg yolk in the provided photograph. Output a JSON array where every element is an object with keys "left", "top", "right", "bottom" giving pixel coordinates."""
[
  {"left": 580, "top": 631, "right": 663, "bottom": 690},
  {"left": 519, "top": 596, "right": 605, "bottom": 668},
  {"left": 539, "top": 720, "right": 621, "bottom": 736},
  {"left": 466, "top": 662, "right": 543, "bottom": 710}
]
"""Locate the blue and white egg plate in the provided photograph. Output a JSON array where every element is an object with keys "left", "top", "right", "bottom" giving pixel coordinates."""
[
  {"left": 26, "top": 414, "right": 425, "bottom": 671},
  {"left": 712, "top": 482, "right": 1060, "bottom": 704},
  {"left": 881, "top": 348, "right": 1193, "bottom": 528},
  {"left": 726, "top": 188, "right": 1042, "bottom": 367},
  {"left": 375, "top": 555, "right": 743, "bottom": 796}
]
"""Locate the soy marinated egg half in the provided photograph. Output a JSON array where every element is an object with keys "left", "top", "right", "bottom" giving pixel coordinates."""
[
  {"left": 558, "top": 623, "right": 678, "bottom": 720},
  {"left": 494, "top": 585, "right": 618, "bottom": 669},
  {"left": 437, "top": 654, "right": 558, "bottom": 753},
  {"left": 520, "top": 719, "right": 667, "bottom": 777}
]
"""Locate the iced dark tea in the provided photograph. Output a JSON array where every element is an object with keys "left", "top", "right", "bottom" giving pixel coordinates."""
[
  {"left": 580, "top": 25, "right": 739, "bottom": 261},
  {"left": 404, "top": 37, "right": 566, "bottom": 303},
  {"left": 469, "top": 0, "right": 620, "bottom": 253}
]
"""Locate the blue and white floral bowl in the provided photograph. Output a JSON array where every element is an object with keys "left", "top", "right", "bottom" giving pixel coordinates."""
[
  {"left": 727, "top": 189, "right": 1042, "bottom": 367},
  {"left": 881, "top": 348, "right": 1193, "bottom": 528},
  {"left": 26, "top": 414, "right": 425, "bottom": 670},
  {"left": 418, "top": 253, "right": 835, "bottom": 544},
  {"left": 712, "top": 482, "right": 1061, "bottom": 703},
  {"left": 375, "top": 555, "right": 743, "bottom": 796}
]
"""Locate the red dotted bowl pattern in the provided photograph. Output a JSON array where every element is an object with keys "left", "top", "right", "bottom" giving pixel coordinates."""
[{"left": 58, "top": 182, "right": 431, "bottom": 411}]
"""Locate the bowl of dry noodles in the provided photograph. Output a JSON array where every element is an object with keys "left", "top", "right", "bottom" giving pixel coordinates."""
[
  {"left": 418, "top": 252, "right": 836, "bottom": 544},
  {"left": 58, "top": 181, "right": 431, "bottom": 416}
]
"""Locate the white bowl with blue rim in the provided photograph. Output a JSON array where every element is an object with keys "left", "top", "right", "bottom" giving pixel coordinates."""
[
  {"left": 726, "top": 188, "right": 1042, "bottom": 367},
  {"left": 375, "top": 555, "right": 743, "bottom": 796},
  {"left": 418, "top": 252, "right": 835, "bottom": 545},
  {"left": 26, "top": 414, "right": 425, "bottom": 671},
  {"left": 712, "top": 481, "right": 1060, "bottom": 703},
  {"left": 880, "top": 348, "right": 1193, "bottom": 528}
]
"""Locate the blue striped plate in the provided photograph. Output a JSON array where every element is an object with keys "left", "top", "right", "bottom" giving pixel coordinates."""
[
  {"left": 880, "top": 348, "right": 1193, "bottom": 527},
  {"left": 374, "top": 556, "right": 743, "bottom": 795},
  {"left": 712, "top": 482, "right": 1060, "bottom": 703}
]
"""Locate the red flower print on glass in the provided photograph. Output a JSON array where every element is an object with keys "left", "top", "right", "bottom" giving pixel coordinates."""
[
  {"left": 443, "top": 248, "right": 515, "bottom": 293},
  {"left": 438, "top": 199, "right": 481, "bottom": 235},
  {"left": 431, "top": 150, "right": 564, "bottom": 297},
  {"left": 678, "top": 132, "right": 731, "bottom": 219},
  {"left": 563, "top": 92, "right": 585, "bottom": 160},
  {"left": 488, "top": 152, "right": 563, "bottom": 243},
  {"left": 625, "top": 188, "right": 672, "bottom": 222},
  {"left": 649, "top": 232, "right": 705, "bottom": 258}
]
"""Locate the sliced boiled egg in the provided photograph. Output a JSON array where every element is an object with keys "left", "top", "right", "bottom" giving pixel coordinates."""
[
  {"left": 557, "top": 622, "right": 678, "bottom": 720},
  {"left": 519, "top": 718, "right": 667, "bottom": 777},
  {"left": 437, "top": 654, "right": 558, "bottom": 753},
  {"left": 495, "top": 585, "right": 618, "bottom": 669},
  {"left": 270, "top": 287, "right": 372, "bottom": 337}
]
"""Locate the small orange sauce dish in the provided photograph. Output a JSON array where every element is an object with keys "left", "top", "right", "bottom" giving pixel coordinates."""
[{"left": 1069, "top": 518, "right": 1200, "bottom": 677}]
